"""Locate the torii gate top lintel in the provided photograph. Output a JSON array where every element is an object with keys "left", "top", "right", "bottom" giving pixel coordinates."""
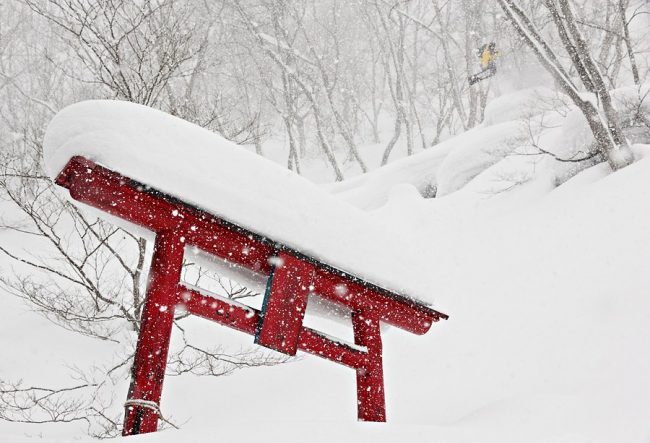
[{"left": 56, "top": 155, "right": 447, "bottom": 329}]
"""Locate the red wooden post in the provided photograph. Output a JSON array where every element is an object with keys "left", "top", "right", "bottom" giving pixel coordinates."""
[
  {"left": 123, "top": 231, "right": 185, "bottom": 436},
  {"left": 255, "top": 252, "right": 315, "bottom": 355},
  {"left": 352, "top": 311, "right": 386, "bottom": 422}
]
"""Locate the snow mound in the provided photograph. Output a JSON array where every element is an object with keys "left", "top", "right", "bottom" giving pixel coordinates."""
[
  {"left": 610, "top": 82, "right": 650, "bottom": 115},
  {"left": 327, "top": 141, "right": 452, "bottom": 209},
  {"left": 482, "top": 87, "right": 564, "bottom": 126},
  {"left": 435, "top": 121, "right": 526, "bottom": 196},
  {"left": 611, "top": 82, "right": 650, "bottom": 144},
  {"left": 43, "top": 100, "right": 438, "bottom": 305}
]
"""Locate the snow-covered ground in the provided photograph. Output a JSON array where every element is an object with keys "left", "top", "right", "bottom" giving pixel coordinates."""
[{"left": 3, "top": 85, "right": 650, "bottom": 442}]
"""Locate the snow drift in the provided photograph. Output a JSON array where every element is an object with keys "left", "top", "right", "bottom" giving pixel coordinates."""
[
  {"left": 43, "top": 100, "right": 442, "bottom": 306},
  {"left": 7, "top": 89, "right": 649, "bottom": 443}
]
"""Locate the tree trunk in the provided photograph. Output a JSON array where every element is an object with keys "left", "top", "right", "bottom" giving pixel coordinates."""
[
  {"left": 498, "top": 0, "right": 633, "bottom": 170},
  {"left": 618, "top": 0, "right": 640, "bottom": 85},
  {"left": 283, "top": 117, "right": 301, "bottom": 174}
]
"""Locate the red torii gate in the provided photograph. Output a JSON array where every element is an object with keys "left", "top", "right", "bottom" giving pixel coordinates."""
[{"left": 54, "top": 155, "right": 448, "bottom": 435}]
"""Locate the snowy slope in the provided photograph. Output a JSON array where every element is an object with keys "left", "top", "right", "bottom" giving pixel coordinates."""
[
  {"left": 4, "top": 88, "right": 650, "bottom": 442},
  {"left": 331, "top": 84, "right": 650, "bottom": 210},
  {"left": 7, "top": 140, "right": 650, "bottom": 443}
]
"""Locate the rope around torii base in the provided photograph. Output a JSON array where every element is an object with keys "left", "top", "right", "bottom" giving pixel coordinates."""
[{"left": 124, "top": 398, "right": 179, "bottom": 429}]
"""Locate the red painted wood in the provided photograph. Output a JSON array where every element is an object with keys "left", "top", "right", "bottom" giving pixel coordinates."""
[
  {"left": 56, "top": 156, "right": 274, "bottom": 275},
  {"left": 179, "top": 286, "right": 259, "bottom": 335},
  {"left": 255, "top": 252, "right": 315, "bottom": 355},
  {"left": 123, "top": 231, "right": 184, "bottom": 435},
  {"left": 352, "top": 311, "right": 386, "bottom": 422},
  {"left": 297, "top": 328, "right": 367, "bottom": 369},
  {"left": 52, "top": 156, "right": 449, "bottom": 432},
  {"left": 179, "top": 285, "right": 367, "bottom": 368},
  {"left": 312, "top": 268, "right": 446, "bottom": 334},
  {"left": 55, "top": 156, "right": 447, "bottom": 330}
]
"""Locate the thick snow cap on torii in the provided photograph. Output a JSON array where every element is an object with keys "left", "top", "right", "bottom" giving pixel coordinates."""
[{"left": 43, "top": 100, "right": 438, "bottom": 306}]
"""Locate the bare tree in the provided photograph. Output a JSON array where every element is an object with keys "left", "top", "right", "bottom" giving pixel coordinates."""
[
  {"left": 618, "top": 0, "right": 641, "bottom": 85},
  {"left": 22, "top": 0, "right": 197, "bottom": 105},
  {"left": 498, "top": 0, "right": 634, "bottom": 170},
  {"left": 231, "top": 0, "right": 347, "bottom": 180}
]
